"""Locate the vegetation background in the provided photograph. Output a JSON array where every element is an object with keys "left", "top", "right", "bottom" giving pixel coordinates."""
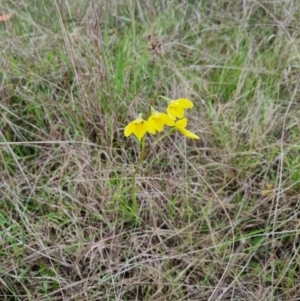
[{"left": 1, "top": 0, "right": 300, "bottom": 300}]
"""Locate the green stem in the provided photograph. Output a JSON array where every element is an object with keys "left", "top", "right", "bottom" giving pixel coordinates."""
[
  {"left": 150, "top": 128, "right": 175, "bottom": 149},
  {"left": 130, "top": 95, "right": 173, "bottom": 217},
  {"left": 131, "top": 135, "right": 145, "bottom": 212},
  {"left": 141, "top": 134, "right": 145, "bottom": 154},
  {"left": 157, "top": 95, "right": 170, "bottom": 102},
  {"left": 131, "top": 128, "right": 175, "bottom": 214}
]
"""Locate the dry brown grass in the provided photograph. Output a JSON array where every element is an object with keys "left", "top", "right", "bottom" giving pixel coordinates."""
[{"left": 1, "top": 0, "right": 300, "bottom": 300}]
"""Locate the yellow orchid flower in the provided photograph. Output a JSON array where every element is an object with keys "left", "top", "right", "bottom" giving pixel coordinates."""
[
  {"left": 167, "top": 98, "right": 194, "bottom": 120},
  {"left": 124, "top": 117, "right": 148, "bottom": 141},
  {"left": 175, "top": 118, "right": 199, "bottom": 139},
  {"left": 148, "top": 111, "right": 175, "bottom": 135}
]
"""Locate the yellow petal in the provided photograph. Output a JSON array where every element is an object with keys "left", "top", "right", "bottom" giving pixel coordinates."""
[
  {"left": 157, "top": 120, "right": 164, "bottom": 132},
  {"left": 175, "top": 118, "right": 188, "bottom": 129},
  {"left": 262, "top": 189, "right": 274, "bottom": 196},
  {"left": 147, "top": 121, "right": 157, "bottom": 135},
  {"left": 133, "top": 121, "right": 148, "bottom": 141},
  {"left": 167, "top": 106, "right": 176, "bottom": 120},
  {"left": 125, "top": 118, "right": 148, "bottom": 141},
  {"left": 161, "top": 113, "right": 175, "bottom": 126},
  {"left": 177, "top": 98, "right": 194, "bottom": 108},
  {"left": 177, "top": 128, "right": 199, "bottom": 139},
  {"left": 148, "top": 117, "right": 159, "bottom": 134},
  {"left": 153, "top": 115, "right": 165, "bottom": 132},
  {"left": 124, "top": 122, "right": 135, "bottom": 137},
  {"left": 167, "top": 105, "right": 184, "bottom": 119}
]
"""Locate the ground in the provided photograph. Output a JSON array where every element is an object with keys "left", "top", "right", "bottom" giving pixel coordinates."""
[{"left": 1, "top": 1, "right": 300, "bottom": 300}]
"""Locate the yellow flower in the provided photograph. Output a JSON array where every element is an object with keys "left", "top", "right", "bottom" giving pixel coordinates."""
[
  {"left": 262, "top": 183, "right": 275, "bottom": 196},
  {"left": 167, "top": 98, "right": 194, "bottom": 120},
  {"left": 175, "top": 118, "right": 199, "bottom": 139},
  {"left": 148, "top": 111, "right": 175, "bottom": 134},
  {"left": 124, "top": 118, "right": 148, "bottom": 141}
]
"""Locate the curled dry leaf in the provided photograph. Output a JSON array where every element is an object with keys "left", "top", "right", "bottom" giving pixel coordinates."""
[{"left": 0, "top": 13, "right": 12, "bottom": 22}]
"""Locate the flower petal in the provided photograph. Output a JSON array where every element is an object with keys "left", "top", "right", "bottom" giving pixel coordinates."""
[
  {"left": 175, "top": 118, "right": 188, "bottom": 129},
  {"left": 125, "top": 118, "right": 148, "bottom": 141},
  {"left": 147, "top": 120, "right": 157, "bottom": 135},
  {"left": 177, "top": 98, "right": 194, "bottom": 108},
  {"left": 167, "top": 105, "right": 184, "bottom": 119},
  {"left": 177, "top": 127, "right": 199, "bottom": 139},
  {"left": 148, "top": 116, "right": 159, "bottom": 134},
  {"left": 161, "top": 113, "right": 175, "bottom": 126},
  {"left": 167, "top": 106, "right": 176, "bottom": 120},
  {"left": 155, "top": 117, "right": 164, "bottom": 132},
  {"left": 134, "top": 121, "right": 148, "bottom": 141},
  {"left": 124, "top": 122, "right": 135, "bottom": 137}
]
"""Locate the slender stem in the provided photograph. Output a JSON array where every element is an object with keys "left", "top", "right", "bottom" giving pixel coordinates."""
[
  {"left": 135, "top": 128, "right": 175, "bottom": 176},
  {"left": 141, "top": 134, "right": 145, "bottom": 154},
  {"left": 150, "top": 128, "right": 175, "bottom": 149},
  {"left": 157, "top": 95, "right": 170, "bottom": 102},
  {"left": 130, "top": 95, "right": 173, "bottom": 216},
  {"left": 131, "top": 173, "right": 137, "bottom": 213},
  {"left": 131, "top": 135, "right": 145, "bottom": 212},
  {"left": 131, "top": 127, "right": 175, "bottom": 213}
]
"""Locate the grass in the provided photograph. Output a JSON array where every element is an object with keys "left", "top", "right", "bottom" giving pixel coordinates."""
[{"left": 1, "top": 0, "right": 300, "bottom": 300}]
